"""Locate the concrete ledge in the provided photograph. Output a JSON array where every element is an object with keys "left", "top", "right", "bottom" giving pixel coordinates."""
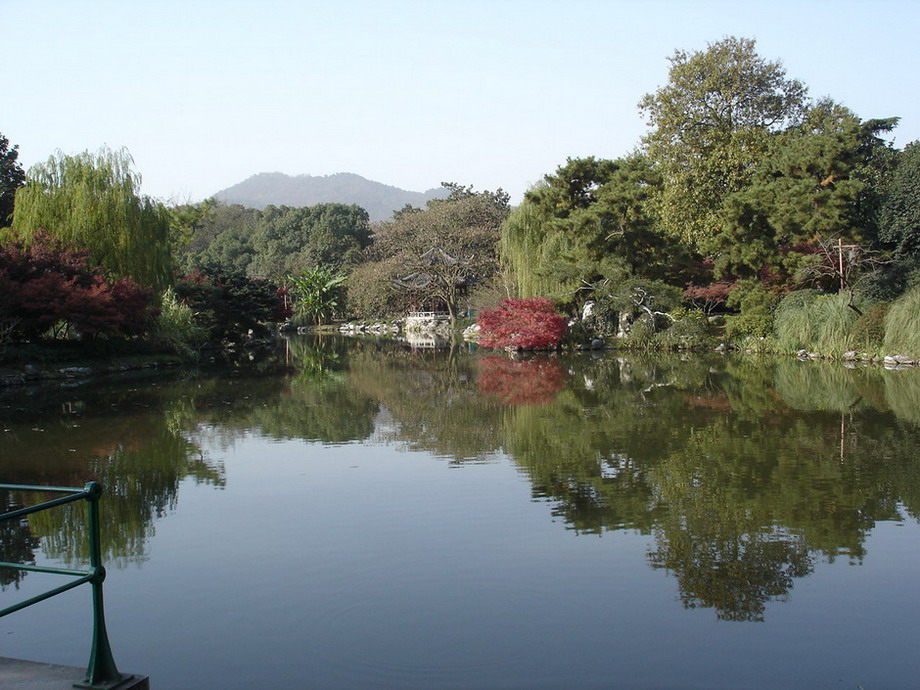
[{"left": 0, "top": 657, "right": 148, "bottom": 690}]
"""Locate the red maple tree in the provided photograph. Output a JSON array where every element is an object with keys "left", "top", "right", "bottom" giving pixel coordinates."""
[
  {"left": 477, "top": 297, "right": 567, "bottom": 349},
  {"left": 0, "top": 230, "right": 153, "bottom": 340}
]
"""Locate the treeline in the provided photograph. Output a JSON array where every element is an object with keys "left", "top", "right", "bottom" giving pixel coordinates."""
[
  {"left": 0, "top": 136, "right": 510, "bottom": 357},
  {"left": 2, "top": 36, "right": 918, "bottom": 357},
  {"left": 501, "top": 37, "right": 920, "bottom": 356}
]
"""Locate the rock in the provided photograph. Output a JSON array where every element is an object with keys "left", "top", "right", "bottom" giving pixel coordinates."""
[
  {"left": 807, "top": 352, "right": 822, "bottom": 360},
  {"left": 462, "top": 323, "right": 481, "bottom": 341},
  {"left": 884, "top": 355, "right": 916, "bottom": 367},
  {"left": 797, "top": 349, "right": 809, "bottom": 359},
  {"left": 590, "top": 338, "right": 605, "bottom": 350},
  {"left": 842, "top": 350, "right": 858, "bottom": 361},
  {"left": 714, "top": 343, "right": 727, "bottom": 353},
  {"left": 59, "top": 367, "right": 93, "bottom": 377}
]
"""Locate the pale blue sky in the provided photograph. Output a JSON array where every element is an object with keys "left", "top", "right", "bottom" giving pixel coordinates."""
[{"left": 4, "top": 0, "right": 919, "bottom": 204}]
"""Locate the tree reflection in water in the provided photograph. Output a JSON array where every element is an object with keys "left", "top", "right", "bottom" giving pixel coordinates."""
[
  {"left": 3, "top": 341, "right": 920, "bottom": 623},
  {"left": 477, "top": 356, "right": 567, "bottom": 406}
]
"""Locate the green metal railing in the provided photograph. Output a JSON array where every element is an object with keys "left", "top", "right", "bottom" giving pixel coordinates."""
[{"left": 0, "top": 481, "right": 127, "bottom": 689}]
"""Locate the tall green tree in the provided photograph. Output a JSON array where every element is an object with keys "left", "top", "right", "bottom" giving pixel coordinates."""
[
  {"left": 879, "top": 141, "right": 920, "bottom": 257},
  {"left": 501, "top": 155, "right": 692, "bottom": 330},
  {"left": 709, "top": 102, "right": 898, "bottom": 283},
  {"left": 10, "top": 148, "right": 173, "bottom": 291},
  {"left": 0, "top": 133, "right": 26, "bottom": 228},
  {"left": 639, "top": 36, "right": 808, "bottom": 248},
  {"left": 247, "top": 203, "right": 370, "bottom": 279}
]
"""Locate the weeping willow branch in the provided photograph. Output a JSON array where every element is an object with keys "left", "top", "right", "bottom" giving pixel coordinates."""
[{"left": 12, "top": 147, "right": 173, "bottom": 291}]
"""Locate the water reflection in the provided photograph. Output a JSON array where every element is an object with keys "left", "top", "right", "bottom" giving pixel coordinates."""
[
  {"left": 2, "top": 339, "right": 920, "bottom": 624},
  {"left": 478, "top": 356, "right": 567, "bottom": 405}
]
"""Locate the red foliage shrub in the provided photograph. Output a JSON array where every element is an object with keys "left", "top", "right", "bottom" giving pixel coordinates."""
[
  {"left": 0, "top": 230, "right": 153, "bottom": 340},
  {"left": 477, "top": 297, "right": 567, "bottom": 349},
  {"left": 477, "top": 356, "right": 567, "bottom": 406}
]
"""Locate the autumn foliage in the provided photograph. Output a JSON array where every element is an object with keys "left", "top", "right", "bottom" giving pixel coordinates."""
[
  {"left": 477, "top": 297, "right": 567, "bottom": 349},
  {"left": 682, "top": 280, "right": 735, "bottom": 314},
  {"left": 0, "top": 230, "right": 153, "bottom": 340}
]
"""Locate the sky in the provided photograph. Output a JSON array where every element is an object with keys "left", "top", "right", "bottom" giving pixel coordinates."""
[{"left": 4, "top": 0, "right": 920, "bottom": 205}]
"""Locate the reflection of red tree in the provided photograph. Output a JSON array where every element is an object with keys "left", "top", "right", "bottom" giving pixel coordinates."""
[{"left": 477, "top": 356, "right": 567, "bottom": 406}]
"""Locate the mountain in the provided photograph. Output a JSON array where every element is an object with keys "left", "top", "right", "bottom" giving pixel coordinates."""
[{"left": 212, "top": 172, "right": 449, "bottom": 222}]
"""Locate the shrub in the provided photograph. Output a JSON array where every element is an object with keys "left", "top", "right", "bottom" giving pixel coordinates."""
[
  {"left": 288, "top": 267, "right": 346, "bottom": 327},
  {"left": 654, "top": 309, "right": 711, "bottom": 350},
  {"left": 724, "top": 282, "right": 779, "bottom": 342},
  {"left": 477, "top": 298, "right": 566, "bottom": 349},
  {"left": 151, "top": 288, "right": 208, "bottom": 358},
  {"left": 0, "top": 230, "right": 154, "bottom": 341},
  {"left": 621, "top": 314, "right": 655, "bottom": 349},
  {"left": 683, "top": 280, "right": 735, "bottom": 314},
  {"left": 850, "top": 302, "right": 888, "bottom": 352}
]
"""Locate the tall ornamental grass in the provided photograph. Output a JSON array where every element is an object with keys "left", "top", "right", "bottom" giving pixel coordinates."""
[
  {"left": 883, "top": 287, "right": 920, "bottom": 357},
  {"left": 773, "top": 291, "right": 867, "bottom": 354}
]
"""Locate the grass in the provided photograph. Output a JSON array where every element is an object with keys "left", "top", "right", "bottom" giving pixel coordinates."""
[{"left": 883, "top": 287, "right": 920, "bottom": 357}]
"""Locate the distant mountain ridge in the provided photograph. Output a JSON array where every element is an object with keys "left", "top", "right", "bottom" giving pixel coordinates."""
[{"left": 212, "top": 172, "right": 449, "bottom": 222}]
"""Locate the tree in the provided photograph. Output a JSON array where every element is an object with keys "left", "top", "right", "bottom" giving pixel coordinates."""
[
  {"left": 709, "top": 102, "right": 898, "bottom": 284},
  {"left": 247, "top": 203, "right": 370, "bottom": 279},
  {"left": 168, "top": 197, "right": 217, "bottom": 250},
  {"left": 879, "top": 141, "right": 920, "bottom": 257},
  {"left": 0, "top": 230, "right": 153, "bottom": 341},
  {"left": 176, "top": 201, "right": 259, "bottom": 274},
  {"left": 510, "top": 155, "right": 691, "bottom": 295},
  {"left": 477, "top": 297, "right": 567, "bottom": 349},
  {"left": 11, "top": 147, "right": 173, "bottom": 291},
  {"left": 639, "top": 36, "right": 808, "bottom": 247},
  {"left": 0, "top": 133, "right": 26, "bottom": 228},
  {"left": 288, "top": 266, "right": 346, "bottom": 326},
  {"left": 366, "top": 186, "right": 509, "bottom": 321},
  {"left": 173, "top": 269, "right": 288, "bottom": 342}
]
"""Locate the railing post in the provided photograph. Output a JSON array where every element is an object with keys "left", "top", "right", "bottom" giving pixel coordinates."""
[{"left": 76, "top": 481, "right": 125, "bottom": 689}]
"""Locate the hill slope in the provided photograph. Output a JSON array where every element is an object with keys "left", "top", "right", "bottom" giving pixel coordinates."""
[{"left": 213, "top": 172, "right": 448, "bottom": 222}]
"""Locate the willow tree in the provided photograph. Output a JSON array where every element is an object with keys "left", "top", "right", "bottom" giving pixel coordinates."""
[
  {"left": 499, "top": 200, "right": 557, "bottom": 298},
  {"left": 11, "top": 148, "right": 173, "bottom": 291}
]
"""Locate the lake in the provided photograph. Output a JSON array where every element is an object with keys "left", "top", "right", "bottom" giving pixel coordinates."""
[{"left": 2, "top": 336, "right": 919, "bottom": 689}]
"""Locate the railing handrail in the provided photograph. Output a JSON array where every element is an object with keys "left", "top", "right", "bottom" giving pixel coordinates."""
[{"left": 0, "top": 481, "right": 125, "bottom": 688}]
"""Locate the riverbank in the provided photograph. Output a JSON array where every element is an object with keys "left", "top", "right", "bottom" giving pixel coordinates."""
[{"left": 0, "top": 354, "right": 185, "bottom": 387}]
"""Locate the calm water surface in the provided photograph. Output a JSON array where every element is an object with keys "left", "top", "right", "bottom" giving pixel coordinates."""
[{"left": 1, "top": 337, "right": 919, "bottom": 689}]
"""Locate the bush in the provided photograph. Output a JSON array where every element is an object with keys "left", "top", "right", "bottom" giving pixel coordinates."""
[
  {"left": 621, "top": 314, "right": 655, "bottom": 348},
  {"left": 654, "top": 309, "right": 711, "bottom": 349},
  {"left": 724, "top": 282, "right": 779, "bottom": 342},
  {"left": 478, "top": 298, "right": 566, "bottom": 349},
  {"left": 151, "top": 288, "right": 208, "bottom": 358},
  {"left": 0, "top": 230, "right": 154, "bottom": 342}
]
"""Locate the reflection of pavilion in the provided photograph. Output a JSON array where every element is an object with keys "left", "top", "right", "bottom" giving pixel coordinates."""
[{"left": 403, "top": 332, "right": 451, "bottom": 349}]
